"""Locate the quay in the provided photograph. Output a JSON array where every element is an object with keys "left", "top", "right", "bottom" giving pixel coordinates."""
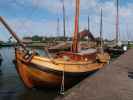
[{"left": 56, "top": 49, "right": 133, "bottom": 100}]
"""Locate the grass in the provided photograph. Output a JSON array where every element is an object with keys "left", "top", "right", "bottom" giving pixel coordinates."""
[{"left": 128, "top": 44, "right": 133, "bottom": 49}]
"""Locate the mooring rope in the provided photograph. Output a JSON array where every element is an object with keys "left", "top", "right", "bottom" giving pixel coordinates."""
[{"left": 60, "top": 61, "right": 65, "bottom": 95}]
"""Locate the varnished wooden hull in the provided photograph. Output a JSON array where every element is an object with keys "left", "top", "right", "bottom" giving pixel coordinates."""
[
  {"left": 15, "top": 49, "right": 109, "bottom": 89},
  {"left": 16, "top": 60, "right": 96, "bottom": 88}
]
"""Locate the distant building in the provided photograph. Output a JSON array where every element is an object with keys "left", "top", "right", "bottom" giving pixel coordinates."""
[
  {"left": 0, "top": 40, "right": 3, "bottom": 43},
  {"left": 78, "top": 29, "right": 97, "bottom": 48},
  {"left": 22, "top": 37, "right": 32, "bottom": 44},
  {"left": 78, "top": 29, "right": 95, "bottom": 41}
]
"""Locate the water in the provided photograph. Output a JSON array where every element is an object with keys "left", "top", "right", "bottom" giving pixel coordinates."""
[
  {"left": 0, "top": 47, "right": 58, "bottom": 100},
  {"left": 0, "top": 47, "right": 118, "bottom": 100}
]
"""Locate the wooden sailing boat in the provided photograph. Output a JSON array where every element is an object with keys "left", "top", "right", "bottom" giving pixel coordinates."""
[
  {"left": 105, "top": 0, "right": 127, "bottom": 57},
  {"left": 0, "top": 0, "right": 110, "bottom": 89}
]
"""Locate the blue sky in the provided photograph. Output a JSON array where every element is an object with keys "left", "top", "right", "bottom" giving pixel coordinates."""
[{"left": 0, "top": 0, "right": 133, "bottom": 41}]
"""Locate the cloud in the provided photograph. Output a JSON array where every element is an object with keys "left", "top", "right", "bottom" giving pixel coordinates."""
[{"left": 0, "top": 0, "right": 133, "bottom": 41}]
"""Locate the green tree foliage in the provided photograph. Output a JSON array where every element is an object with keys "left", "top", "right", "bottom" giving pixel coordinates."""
[{"left": 32, "top": 35, "right": 43, "bottom": 41}]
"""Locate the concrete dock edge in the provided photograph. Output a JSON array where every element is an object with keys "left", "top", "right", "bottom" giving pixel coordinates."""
[{"left": 56, "top": 49, "right": 133, "bottom": 100}]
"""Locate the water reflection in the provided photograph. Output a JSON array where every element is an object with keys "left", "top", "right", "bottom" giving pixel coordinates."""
[{"left": 0, "top": 47, "right": 58, "bottom": 100}]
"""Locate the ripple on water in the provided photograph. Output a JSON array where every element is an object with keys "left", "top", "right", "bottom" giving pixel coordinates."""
[{"left": 0, "top": 47, "right": 58, "bottom": 100}]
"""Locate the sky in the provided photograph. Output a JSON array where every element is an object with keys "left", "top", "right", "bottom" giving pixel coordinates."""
[{"left": 0, "top": 0, "right": 133, "bottom": 41}]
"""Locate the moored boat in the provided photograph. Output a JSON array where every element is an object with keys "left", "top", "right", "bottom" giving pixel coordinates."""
[
  {"left": 0, "top": 0, "right": 110, "bottom": 89},
  {"left": 15, "top": 47, "right": 109, "bottom": 88}
]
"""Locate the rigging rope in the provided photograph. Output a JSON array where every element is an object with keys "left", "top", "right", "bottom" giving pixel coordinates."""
[{"left": 60, "top": 60, "right": 65, "bottom": 95}]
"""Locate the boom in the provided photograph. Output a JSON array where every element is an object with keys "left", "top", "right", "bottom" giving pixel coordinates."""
[{"left": 0, "top": 16, "right": 26, "bottom": 49}]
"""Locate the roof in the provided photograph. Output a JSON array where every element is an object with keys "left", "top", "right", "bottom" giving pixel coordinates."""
[
  {"left": 23, "top": 37, "right": 32, "bottom": 40},
  {"left": 78, "top": 29, "right": 95, "bottom": 41},
  {"left": 0, "top": 40, "right": 3, "bottom": 43}
]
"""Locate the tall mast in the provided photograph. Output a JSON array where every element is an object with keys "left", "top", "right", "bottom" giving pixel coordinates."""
[
  {"left": 126, "top": 22, "right": 130, "bottom": 42},
  {"left": 116, "top": 0, "right": 119, "bottom": 44},
  {"left": 57, "top": 17, "right": 60, "bottom": 36},
  {"left": 100, "top": 8, "right": 103, "bottom": 48},
  {"left": 88, "top": 16, "right": 90, "bottom": 31},
  {"left": 62, "top": 0, "right": 66, "bottom": 40},
  {"left": 72, "top": 0, "right": 80, "bottom": 53}
]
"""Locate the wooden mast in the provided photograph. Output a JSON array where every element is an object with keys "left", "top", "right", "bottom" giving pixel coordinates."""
[
  {"left": 72, "top": 0, "right": 80, "bottom": 53},
  {"left": 116, "top": 0, "right": 119, "bottom": 45},
  {"left": 57, "top": 17, "right": 60, "bottom": 36},
  {"left": 62, "top": 0, "right": 66, "bottom": 40},
  {"left": 100, "top": 8, "right": 103, "bottom": 48},
  {"left": 88, "top": 16, "right": 90, "bottom": 31}
]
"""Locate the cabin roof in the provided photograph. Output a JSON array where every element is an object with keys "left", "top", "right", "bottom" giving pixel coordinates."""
[{"left": 78, "top": 29, "right": 95, "bottom": 41}]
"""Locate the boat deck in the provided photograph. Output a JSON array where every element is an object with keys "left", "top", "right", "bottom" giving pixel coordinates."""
[
  {"left": 56, "top": 49, "right": 133, "bottom": 100},
  {"left": 78, "top": 49, "right": 97, "bottom": 55}
]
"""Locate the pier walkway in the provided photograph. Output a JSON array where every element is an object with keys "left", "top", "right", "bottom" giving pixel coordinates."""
[{"left": 56, "top": 49, "right": 133, "bottom": 100}]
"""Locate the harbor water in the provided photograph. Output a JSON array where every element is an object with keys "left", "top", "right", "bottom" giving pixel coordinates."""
[
  {"left": 0, "top": 47, "right": 58, "bottom": 100},
  {"left": 0, "top": 47, "right": 121, "bottom": 100}
]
